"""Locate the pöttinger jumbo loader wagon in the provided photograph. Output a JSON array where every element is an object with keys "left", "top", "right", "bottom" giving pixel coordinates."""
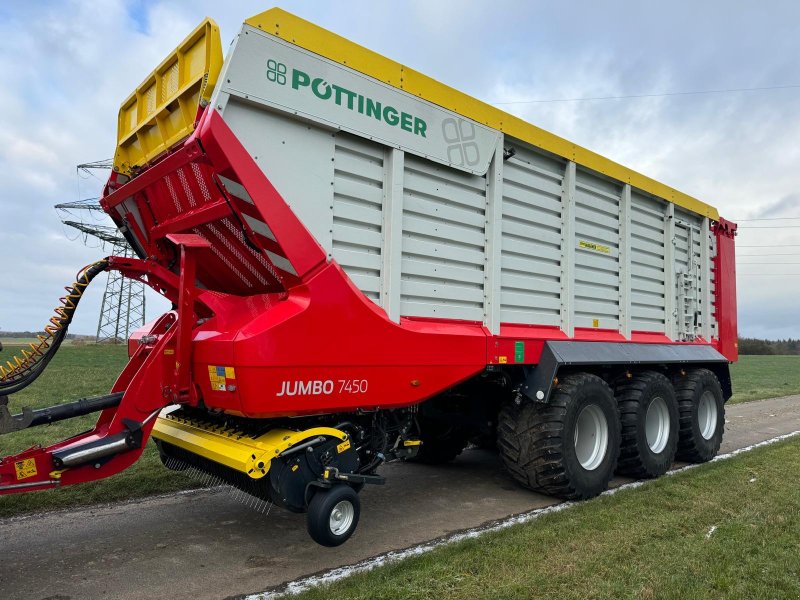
[{"left": 0, "top": 8, "right": 737, "bottom": 546}]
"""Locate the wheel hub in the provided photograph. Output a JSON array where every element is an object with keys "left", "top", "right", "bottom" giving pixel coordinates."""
[
  {"left": 574, "top": 404, "right": 609, "bottom": 471},
  {"left": 697, "top": 391, "right": 718, "bottom": 440},
  {"left": 645, "top": 396, "right": 670, "bottom": 454},
  {"left": 329, "top": 499, "right": 355, "bottom": 535}
]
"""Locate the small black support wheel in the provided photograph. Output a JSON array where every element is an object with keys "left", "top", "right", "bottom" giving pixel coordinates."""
[
  {"left": 674, "top": 368, "right": 725, "bottom": 463},
  {"left": 306, "top": 485, "right": 361, "bottom": 547},
  {"left": 497, "top": 372, "right": 620, "bottom": 500},
  {"left": 615, "top": 371, "right": 679, "bottom": 478}
]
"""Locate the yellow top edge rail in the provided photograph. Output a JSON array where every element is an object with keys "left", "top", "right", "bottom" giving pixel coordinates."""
[
  {"left": 114, "top": 18, "right": 223, "bottom": 175},
  {"left": 245, "top": 8, "right": 719, "bottom": 221}
]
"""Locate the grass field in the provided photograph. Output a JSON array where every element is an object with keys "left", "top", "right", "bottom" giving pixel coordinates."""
[
  {"left": 0, "top": 347, "right": 798, "bottom": 518},
  {"left": 293, "top": 436, "right": 800, "bottom": 600},
  {"left": 0, "top": 344, "right": 201, "bottom": 517},
  {"left": 729, "top": 355, "right": 800, "bottom": 403}
]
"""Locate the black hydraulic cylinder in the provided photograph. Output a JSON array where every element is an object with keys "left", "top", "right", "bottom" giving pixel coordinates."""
[{"left": 18, "top": 392, "right": 123, "bottom": 428}]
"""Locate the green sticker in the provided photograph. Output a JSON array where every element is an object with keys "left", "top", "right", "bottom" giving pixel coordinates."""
[{"left": 514, "top": 341, "right": 525, "bottom": 363}]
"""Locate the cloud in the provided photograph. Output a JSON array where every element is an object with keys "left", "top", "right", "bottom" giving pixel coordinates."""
[{"left": 756, "top": 194, "right": 800, "bottom": 218}]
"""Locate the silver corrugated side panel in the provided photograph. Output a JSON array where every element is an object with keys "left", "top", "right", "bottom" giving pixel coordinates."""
[{"left": 208, "top": 22, "right": 717, "bottom": 342}]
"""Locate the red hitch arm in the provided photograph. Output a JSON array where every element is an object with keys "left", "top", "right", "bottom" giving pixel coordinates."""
[{"left": 0, "top": 238, "right": 213, "bottom": 494}]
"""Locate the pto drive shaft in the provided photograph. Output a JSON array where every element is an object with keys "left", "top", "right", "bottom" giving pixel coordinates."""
[{"left": 0, "top": 392, "right": 123, "bottom": 435}]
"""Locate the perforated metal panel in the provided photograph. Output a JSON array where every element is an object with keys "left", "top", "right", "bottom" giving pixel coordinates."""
[
  {"left": 499, "top": 146, "right": 565, "bottom": 327},
  {"left": 573, "top": 168, "right": 621, "bottom": 330},
  {"left": 399, "top": 156, "right": 486, "bottom": 321},
  {"left": 630, "top": 191, "right": 668, "bottom": 333},
  {"left": 332, "top": 134, "right": 385, "bottom": 302}
]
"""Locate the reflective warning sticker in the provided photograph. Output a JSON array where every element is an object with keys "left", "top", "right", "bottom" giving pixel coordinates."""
[
  {"left": 15, "top": 458, "right": 37, "bottom": 480},
  {"left": 208, "top": 366, "right": 226, "bottom": 392},
  {"left": 337, "top": 439, "right": 351, "bottom": 454},
  {"left": 208, "top": 365, "right": 237, "bottom": 391},
  {"left": 498, "top": 356, "right": 508, "bottom": 364},
  {"left": 578, "top": 240, "right": 611, "bottom": 254}
]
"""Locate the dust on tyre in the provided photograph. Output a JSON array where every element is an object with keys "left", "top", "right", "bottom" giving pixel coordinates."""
[
  {"left": 306, "top": 484, "right": 361, "bottom": 547},
  {"left": 615, "top": 371, "right": 679, "bottom": 478},
  {"left": 497, "top": 372, "right": 621, "bottom": 500},
  {"left": 674, "top": 368, "right": 724, "bottom": 463}
]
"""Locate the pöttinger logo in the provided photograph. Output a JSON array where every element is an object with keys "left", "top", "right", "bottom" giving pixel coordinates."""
[
  {"left": 442, "top": 118, "right": 480, "bottom": 167},
  {"left": 266, "top": 59, "right": 287, "bottom": 85}
]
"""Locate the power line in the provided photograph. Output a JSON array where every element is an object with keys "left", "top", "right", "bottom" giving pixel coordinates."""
[
  {"left": 739, "top": 244, "right": 800, "bottom": 248},
  {"left": 738, "top": 273, "right": 800, "bottom": 276},
  {"left": 738, "top": 225, "right": 800, "bottom": 229},
  {"left": 491, "top": 83, "right": 800, "bottom": 105},
  {"left": 739, "top": 253, "right": 800, "bottom": 257}
]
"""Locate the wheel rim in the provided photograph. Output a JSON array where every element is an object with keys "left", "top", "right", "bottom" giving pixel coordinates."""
[
  {"left": 645, "top": 396, "right": 670, "bottom": 454},
  {"left": 697, "top": 391, "right": 718, "bottom": 440},
  {"left": 574, "top": 404, "right": 609, "bottom": 471},
  {"left": 329, "top": 499, "right": 355, "bottom": 536}
]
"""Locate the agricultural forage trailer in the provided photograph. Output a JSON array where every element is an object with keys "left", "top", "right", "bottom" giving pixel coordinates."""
[{"left": 0, "top": 8, "right": 737, "bottom": 546}]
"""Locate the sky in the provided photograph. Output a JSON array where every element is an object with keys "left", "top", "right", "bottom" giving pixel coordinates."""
[{"left": 0, "top": 0, "right": 799, "bottom": 339}]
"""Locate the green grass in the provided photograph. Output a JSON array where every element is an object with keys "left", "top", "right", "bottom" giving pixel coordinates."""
[
  {"left": 0, "top": 344, "right": 201, "bottom": 517},
  {"left": 729, "top": 355, "right": 800, "bottom": 403},
  {"left": 293, "top": 436, "right": 800, "bottom": 600},
  {"left": 0, "top": 348, "right": 798, "bottom": 518}
]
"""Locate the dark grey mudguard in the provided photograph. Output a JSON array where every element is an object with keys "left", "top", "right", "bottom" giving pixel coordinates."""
[{"left": 521, "top": 341, "right": 731, "bottom": 404}]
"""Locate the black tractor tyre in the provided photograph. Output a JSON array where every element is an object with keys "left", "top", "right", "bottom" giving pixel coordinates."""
[
  {"left": 471, "top": 433, "right": 497, "bottom": 451},
  {"left": 614, "top": 371, "right": 679, "bottom": 478},
  {"left": 673, "top": 368, "right": 725, "bottom": 463},
  {"left": 409, "top": 421, "right": 470, "bottom": 464},
  {"left": 497, "top": 372, "right": 620, "bottom": 500},
  {"left": 306, "top": 484, "right": 361, "bottom": 547}
]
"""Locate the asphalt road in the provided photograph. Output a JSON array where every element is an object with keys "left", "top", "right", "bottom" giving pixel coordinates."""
[{"left": 2, "top": 394, "right": 799, "bottom": 600}]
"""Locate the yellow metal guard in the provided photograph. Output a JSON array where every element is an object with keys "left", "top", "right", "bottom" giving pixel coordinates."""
[
  {"left": 114, "top": 18, "right": 223, "bottom": 175},
  {"left": 152, "top": 413, "right": 348, "bottom": 479}
]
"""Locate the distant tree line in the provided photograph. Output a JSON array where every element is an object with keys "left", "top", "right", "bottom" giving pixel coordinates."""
[
  {"left": 0, "top": 330, "right": 93, "bottom": 341},
  {"left": 739, "top": 338, "right": 800, "bottom": 355}
]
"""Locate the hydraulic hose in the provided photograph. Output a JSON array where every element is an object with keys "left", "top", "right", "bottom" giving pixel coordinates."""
[{"left": 0, "top": 259, "right": 109, "bottom": 396}]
